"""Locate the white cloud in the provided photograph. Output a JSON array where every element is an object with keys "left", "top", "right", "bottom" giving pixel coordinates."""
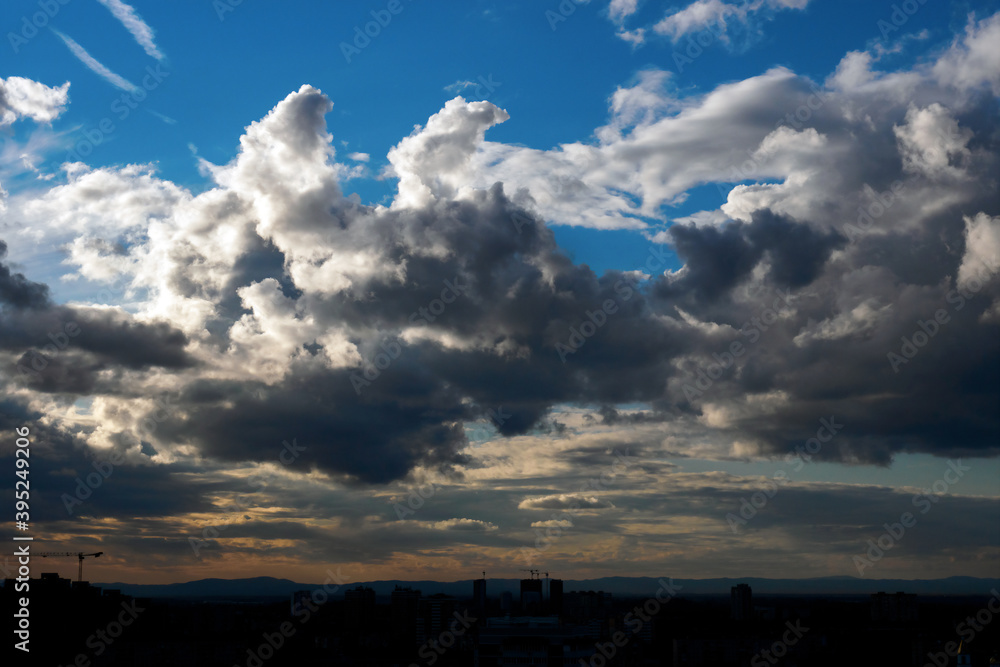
[
  {"left": 608, "top": 0, "right": 639, "bottom": 23},
  {"left": 531, "top": 518, "right": 574, "bottom": 528},
  {"left": 0, "top": 76, "right": 70, "bottom": 126},
  {"left": 793, "top": 299, "right": 893, "bottom": 346},
  {"left": 387, "top": 97, "right": 509, "bottom": 209},
  {"left": 96, "top": 0, "right": 164, "bottom": 60},
  {"left": 648, "top": 0, "right": 810, "bottom": 43},
  {"left": 4, "top": 13, "right": 999, "bottom": 494},
  {"left": 653, "top": 0, "right": 737, "bottom": 41},
  {"left": 518, "top": 494, "right": 615, "bottom": 510},
  {"left": 419, "top": 518, "right": 499, "bottom": 531},
  {"left": 450, "top": 14, "right": 998, "bottom": 232},
  {"left": 53, "top": 30, "right": 137, "bottom": 91},
  {"left": 893, "top": 103, "right": 973, "bottom": 179},
  {"left": 958, "top": 212, "right": 1000, "bottom": 292},
  {"left": 933, "top": 12, "right": 1000, "bottom": 96}
]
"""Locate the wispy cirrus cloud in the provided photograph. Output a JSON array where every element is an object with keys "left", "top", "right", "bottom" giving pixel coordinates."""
[
  {"left": 52, "top": 29, "right": 137, "bottom": 91},
  {"left": 96, "top": 0, "right": 165, "bottom": 60}
]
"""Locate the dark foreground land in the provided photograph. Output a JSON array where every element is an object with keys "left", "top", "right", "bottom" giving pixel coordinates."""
[{"left": 3, "top": 575, "right": 999, "bottom": 666}]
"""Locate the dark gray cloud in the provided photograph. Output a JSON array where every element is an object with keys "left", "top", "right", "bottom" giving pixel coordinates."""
[
  {"left": 0, "top": 245, "right": 196, "bottom": 393},
  {"left": 0, "top": 240, "right": 51, "bottom": 308},
  {"left": 4, "top": 30, "right": 1000, "bottom": 492}
]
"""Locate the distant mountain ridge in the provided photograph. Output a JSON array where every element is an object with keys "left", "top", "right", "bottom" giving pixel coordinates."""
[{"left": 86, "top": 575, "right": 1000, "bottom": 600}]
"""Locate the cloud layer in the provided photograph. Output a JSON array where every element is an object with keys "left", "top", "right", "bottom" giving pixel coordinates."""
[{"left": 0, "top": 13, "right": 998, "bottom": 582}]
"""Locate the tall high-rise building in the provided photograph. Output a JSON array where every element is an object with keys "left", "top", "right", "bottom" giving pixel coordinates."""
[
  {"left": 344, "top": 585, "right": 376, "bottom": 632},
  {"left": 520, "top": 578, "right": 543, "bottom": 613},
  {"left": 731, "top": 583, "right": 752, "bottom": 621},
  {"left": 391, "top": 586, "right": 422, "bottom": 644},
  {"left": 422, "top": 593, "right": 458, "bottom": 638},
  {"left": 549, "top": 579, "right": 564, "bottom": 614},
  {"left": 870, "top": 591, "right": 918, "bottom": 622},
  {"left": 473, "top": 577, "right": 487, "bottom": 611}
]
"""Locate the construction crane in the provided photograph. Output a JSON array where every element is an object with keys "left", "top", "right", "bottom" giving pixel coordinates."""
[
  {"left": 37, "top": 552, "right": 104, "bottom": 583},
  {"left": 520, "top": 569, "right": 540, "bottom": 579}
]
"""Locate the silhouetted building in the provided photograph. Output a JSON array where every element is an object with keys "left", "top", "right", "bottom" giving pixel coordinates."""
[
  {"left": 521, "top": 578, "right": 543, "bottom": 613},
  {"left": 391, "top": 586, "right": 422, "bottom": 644},
  {"left": 549, "top": 578, "right": 563, "bottom": 615},
  {"left": 563, "top": 590, "right": 612, "bottom": 621},
  {"left": 475, "top": 617, "right": 594, "bottom": 666},
  {"left": 870, "top": 591, "right": 918, "bottom": 622},
  {"left": 474, "top": 577, "right": 487, "bottom": 611},
  {"left": 2, "top": 574, "right": 150, "bottom": 666},
  {"left": 731, "top": 583, "right": 752, "bottom": 621},
  {"left": 291, "top": 589, "right": 313, "bottom": 615},
  {"left": 344, "top": 585, "right": 376, "bottom": 632},
  {"left": 422, "top": 593, "right": 457, "bottom": 638},
  {"left": 500, "top": 591, "right": 512, "bottom": 612}
]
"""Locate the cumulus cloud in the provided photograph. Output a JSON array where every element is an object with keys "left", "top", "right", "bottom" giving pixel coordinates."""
[
  {"left": 0, "top": 77, "right": 70, "bottom": 126},
  {"left": 387, "top": 97, "right": 509, "bottom": 209},
  {"left": 932, "top": 12, "right": 1000, "bottom": 96},
  {"left": 1, "top": 14, "right": 998, "bottom": 502},
  {"left": 2, "top": 11, "right": 998, "bottom": 586}
]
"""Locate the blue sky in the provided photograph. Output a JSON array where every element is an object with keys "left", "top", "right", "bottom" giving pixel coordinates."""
[
  {"left": 1, "top": 0, "right": 998, "bottom": 584},
  {"left": 6, "top": 0, "right": 993, "bottom": 280}
]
